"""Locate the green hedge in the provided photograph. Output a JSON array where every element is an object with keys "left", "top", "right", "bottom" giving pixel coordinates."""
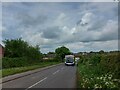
[
  {"left": 77, "top": 52, "right": 120, "bottom": 88},
  {"left": 100, "top": 53, "right": 120, "bottom": 79},
  {"left": 2, "top": 57, "right": 39, "bottom": 69},
  {"left": 79, "top": 52, "right": 120, "bottom": 79},
  {"left": 2, "top": 57, "right": 60, "bottom": 69}
]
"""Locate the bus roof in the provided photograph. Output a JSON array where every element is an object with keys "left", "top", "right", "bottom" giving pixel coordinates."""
[{"left": 65, "top": 55, "right": 74, "bottom": 58}]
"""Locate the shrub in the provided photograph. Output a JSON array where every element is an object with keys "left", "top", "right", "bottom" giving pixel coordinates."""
[
  {"left": 77, "top": 51, "right": 120, "bottom": 88},
  {"left": 2, "top": 57, "right": 41, "bottom": 69}
]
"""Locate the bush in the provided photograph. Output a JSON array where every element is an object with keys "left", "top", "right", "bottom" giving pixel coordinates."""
[
  {"left": 100, "top": 53, "right": 120, "bottom": 79},
  {"left": 79, "top": 52, "right": 120, "bottom": 79},
  {"left": 90, "top": 54, "right": 101, "bottom": 65},
  {"left": 2, "top": 57, "right": 41, "bottom": 69},
  {"left": 3, "top": 38, "right": 43, "bottom": 60},
  {"left": 77, "top": 51, "right": 120, "bottom": 88}
]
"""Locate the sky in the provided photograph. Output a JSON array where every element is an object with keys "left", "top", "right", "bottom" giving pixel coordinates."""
[{"left": 1, "top": 2, "right": 119, "bottom": 53}]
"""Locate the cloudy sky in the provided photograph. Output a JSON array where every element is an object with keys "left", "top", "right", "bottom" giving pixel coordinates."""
[{"left": 1, "top": 2, "right": 118, "bottom": 53}]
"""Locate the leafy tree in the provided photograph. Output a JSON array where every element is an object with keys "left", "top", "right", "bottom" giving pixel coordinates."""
[
  {"left": 55, "top": 46, "right": 71, "bottom": 61},
  {"left": 3, "top": 38, "right": 42, "bottom": 60},
  {"left": 47, "top": 52, "right": 55, "bottom": 54},
  {"left": 26, "top": 45, "right": 42, "bottom": 60},
  {"left": 99, "top": 50, "right": 104, "bottom": 54},
  {"left": 3, "top": 38, "right": 28, "bottom": 57}
]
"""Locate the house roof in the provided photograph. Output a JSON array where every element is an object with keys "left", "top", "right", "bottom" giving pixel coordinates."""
[{"left": 0, "top": 44, "right": 4, "bottom": 48}]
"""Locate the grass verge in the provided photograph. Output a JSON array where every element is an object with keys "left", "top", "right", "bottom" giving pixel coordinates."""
[
  {"left": 77, "top": 63, "right": 120, "bottom": 89},
  {"left": 2, "top": 61, "right": 61, "bottom": 77}
]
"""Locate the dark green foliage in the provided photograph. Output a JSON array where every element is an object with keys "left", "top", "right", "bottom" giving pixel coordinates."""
[
  {"left": 55, "top": 46, "right": 71, "bottom": 61},
  {"left": 100, "top": 53, "right": 120, "bottom": 79},
  {"left": 2, "top": 57, "right": 29, "bottom": 68},
  {"left": 2, "top": 38, "right": 43, "bottom": 69},
  {"left": 3, "top": 38, "right": 42, "bottom": 60},
  {"left": 25, "top": 45, "right": 43, "bottom": 61},
  {"left": 3, "top": 38, "right": 28, "bottom": 58},
  {"left": 2, "top": 57, "right": 43, "bottom": 69},
  {"left": 54, "top": 55, "right": 61, "bottom": 62},
  {"left": 77, "top": 51, "right": 120, "bottom": 88},
  {"left": 98, "top": 50, "right": 105, "bottom": 54},
  {"left": 79, "top": 51, "right": 120, "bottom": 79},
  {"left": 89, "top": 54, "right": 101, "bottom": 66},
  {"left": 47, "top": 52, "right": 55, "bottom": 54}
]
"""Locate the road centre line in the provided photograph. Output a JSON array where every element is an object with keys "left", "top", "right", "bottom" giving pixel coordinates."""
[
  {"left": 52, "top": 70, "right": 60, "bottom": 75},
  {"left": 25, "top": 77, "right": 47, "bottom": 90}
]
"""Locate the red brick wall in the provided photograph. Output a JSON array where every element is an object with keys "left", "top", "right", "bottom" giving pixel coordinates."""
[{"left": 0, "top": 46, "right": 4, "bottom": 58}]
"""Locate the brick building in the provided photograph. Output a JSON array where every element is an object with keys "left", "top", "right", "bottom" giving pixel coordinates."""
[{"left": 0, "top": 44, "right": 4, "bottom": 58}]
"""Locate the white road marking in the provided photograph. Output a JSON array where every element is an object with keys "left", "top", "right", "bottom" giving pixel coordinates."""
[
  {"left": 53, "top": 70, "right": 60, "bottom": 75},
  {"left": 25, "top": 77, "right": 47, "bottom": 90}
]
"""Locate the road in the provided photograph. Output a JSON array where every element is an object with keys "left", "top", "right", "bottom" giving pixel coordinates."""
[{"left": 2, "top": 64, "right": 76, "bottom": 89}]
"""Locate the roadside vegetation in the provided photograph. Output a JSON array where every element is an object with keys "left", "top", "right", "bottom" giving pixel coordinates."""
[
  {"left": 3, "top": 38, "right": 120, "bottom": 89},
  {"left": 2, "top": 61, "right": 60, "bottom": 77},
  {"left": 2, "top": 38, "right": 71, "bottom": 77},
  {"left": 77, "top": 51, "right": 120, "bottom": 89}
]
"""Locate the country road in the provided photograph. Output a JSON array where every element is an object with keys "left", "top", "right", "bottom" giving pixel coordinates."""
[{"left": 2, "top": 64, "right": 76, "bottom": 89}]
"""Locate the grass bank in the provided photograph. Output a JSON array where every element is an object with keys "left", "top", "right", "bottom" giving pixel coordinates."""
[
  {"left": 2, "top": 61, "right": 61, "bottom": 77},
  {"left": 77, "top": 64, "right": 119, "bottom": 89},
  {"left": 77, "top": 53, "right": 120, "bottom": 89}
]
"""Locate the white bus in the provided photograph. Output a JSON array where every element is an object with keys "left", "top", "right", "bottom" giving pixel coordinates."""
[{"left": 65, "top": 55, "right": 75, "bottom": 66}]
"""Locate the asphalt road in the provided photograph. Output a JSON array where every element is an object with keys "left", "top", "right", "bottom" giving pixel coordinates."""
[{"left": 2, "top": 64, "right": 76, "bottom": 89}]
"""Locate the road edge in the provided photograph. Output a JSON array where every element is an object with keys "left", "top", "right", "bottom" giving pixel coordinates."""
[{"left": 2, "top": 63, "right": 63, "bottom": 84}]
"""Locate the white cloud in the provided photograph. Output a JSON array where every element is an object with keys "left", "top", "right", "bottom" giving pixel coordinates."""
[
  {"left": 18, "top": 6, "right": 119, "bottom": 52},
  {"left": 1, "top": 0, "right": 115, "bottom": 2},
  {"left": 2, "top": 2, "right": 118, "bottom": 53},
  {"left": 88, "top": 40, "right": 118, "bottom": 51},
  {"left": 53, "top": 13, "right": 68, "bottom": 27},
  {"left": 21, "top": 28, "right": 53, "bottom": 46},
  {"left": 64, "top": 40, "right": 118, "bottom": 53},
  {"left": 81, "top": 12, "right": 94, "bottom": 25}
]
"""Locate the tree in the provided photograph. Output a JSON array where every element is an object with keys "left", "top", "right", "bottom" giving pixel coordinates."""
[
  {"left": 55, "top": 46, "right": 71, "bottom": 61},
  {"left": 3, "top": 38, "right": 42, "bottom": 60},
  {"left": 3, "top": 38, "right": 28, "bottom": 57},
  {"left": 99, "top": 50, "right": 104, "bottom": 54},
  {"left": 47, "top": 52, "right": 55, "bottom": 54},
  {"left": 26, "top": 45, "right": 42, "bottom": 60}
]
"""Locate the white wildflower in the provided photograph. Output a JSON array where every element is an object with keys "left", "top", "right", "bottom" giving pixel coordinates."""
[
  {"left": 105, "top": 82, "right": 109, "bottom": 85},
  {"left": 94, "top": 84, "right": 99, "bottom": 88},
  {"left": 96, "top": 77, "right": 99, "bottom": 79},
  {"left": 100, "top": 77, "right": 103, "bottom": 80}
]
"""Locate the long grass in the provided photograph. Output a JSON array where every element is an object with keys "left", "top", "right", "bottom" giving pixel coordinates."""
[
  {"left": 77, "top": 64, "right": 119, "bottom": 89},
  {"left": 77, "top": 53, "right": 120, "bottom": 89},
  {"left": 2, "top": 61, "right": 61, "bottom": 77}
]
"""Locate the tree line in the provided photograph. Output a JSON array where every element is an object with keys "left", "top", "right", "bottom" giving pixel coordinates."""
[
  {"left": 3, "top": 38, "right": 42, "bottom": 60},
  {"left": 2, "top": 38, "right": 71, "bottom": 68}
]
